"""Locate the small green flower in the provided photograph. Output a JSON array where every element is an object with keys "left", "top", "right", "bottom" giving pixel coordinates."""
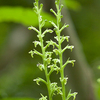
[
  {"left": 33, "top": 41, "right": 41, "bottom": 47},
  {"left": 66, "top": 90, "right": 78, "bottom": 100},
  {"left": 29, "top": 50, "right": 34, "bottom": 58},
  {"left": 37, "top": 63, "right": 44, "bottom": 71},
  {"left": 53, "top": 49, "right": 59, "bottom": 55},
  {"left": 60, "top": 77, "right": 68, "bottom": 85},
  {"left": 33, "top": 77, "right": 46, "bottom": 85},
  {"left": 39, "top": 94, "right": 47, "bottom": 100}
]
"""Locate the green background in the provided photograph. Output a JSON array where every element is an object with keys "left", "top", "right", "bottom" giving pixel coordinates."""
[{"left": 0, "top": 0, "right": 100, "bottom": 100}]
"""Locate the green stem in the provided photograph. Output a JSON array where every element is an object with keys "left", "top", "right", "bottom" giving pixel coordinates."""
[
  {"left": 58, "top": 25, "right": 66, "bottom": 100},
  {"left": 58, "top": 31, "right": 66, "bottom": 100},
  {"left": 37, "top": 4, "right": 52, "bottom": 100},
  {"left": 56, "top": 3, "right": 66, "bottom": 100}
]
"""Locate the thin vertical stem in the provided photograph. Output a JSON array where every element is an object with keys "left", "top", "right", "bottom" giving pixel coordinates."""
[
  {"left": 56, "top": 1, "right": 66, "bottom": 100},
  {"left": 57, "top": 27, "right": 66, "bottom": 100},
  {"left": 37, "top": 3, "right": 52, "bottom": 100}
]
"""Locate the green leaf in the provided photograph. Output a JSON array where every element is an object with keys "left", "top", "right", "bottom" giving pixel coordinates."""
[{"left": 0, "top": 7, "right": 56, "bottom": 27}]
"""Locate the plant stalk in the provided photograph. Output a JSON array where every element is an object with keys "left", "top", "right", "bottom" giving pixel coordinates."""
[
  {"left": 37, "top": 4, "right": 52, "bottom": 100},
  {"left": 56, "top": 2, "right": 66, "bottom": 100}
]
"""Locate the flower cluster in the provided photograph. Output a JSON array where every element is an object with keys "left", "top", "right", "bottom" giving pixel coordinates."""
[
  {"left": 49, "top": 0, "right": 77, "bottom": 100},
  {"left": 28, "top": 0, "right": 77, "bottom": 100}
]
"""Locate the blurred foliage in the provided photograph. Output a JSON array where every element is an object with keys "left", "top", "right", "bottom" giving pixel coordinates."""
[
  {"left": 64, "top": 0, "right": 81, "bottom": 11},
  {"left": 69, "top": 0, "right": 100, "bottom": 99},
  {"left": 0, "top": 0, "right": 100, "bottom": 100},
  {"left": 0, "top": 7, "right": 56, "bottom": 26},
  {"left": 0, "top": 23, "right": 11, "bottom": 49},
  {"left": 69, "top": 0, "right": 100, "bottom": 64}
]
